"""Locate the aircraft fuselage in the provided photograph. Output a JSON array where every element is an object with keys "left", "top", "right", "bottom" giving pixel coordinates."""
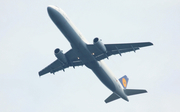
[{"left": 47, "top": 5, "right": 129, "bottom": 101}]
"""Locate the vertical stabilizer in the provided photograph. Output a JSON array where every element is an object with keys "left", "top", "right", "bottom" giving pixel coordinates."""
[{"left": 119, "top": 75, "right": 129, "bottom": 89}]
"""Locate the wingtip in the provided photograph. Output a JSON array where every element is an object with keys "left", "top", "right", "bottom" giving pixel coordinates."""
[
  {"left": 149, "top": 42, "right": 153, "bottom": 46},
  {"left": 145, "top": 90, "right": 148, "bottom": 93},
  {"left": 38, "top": 72, "right": 43, "bottom": 77}
]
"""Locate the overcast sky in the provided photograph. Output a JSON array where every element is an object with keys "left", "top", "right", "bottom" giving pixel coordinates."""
[{"left": 0, "top": 0, "right": 180, "bottom": 112}]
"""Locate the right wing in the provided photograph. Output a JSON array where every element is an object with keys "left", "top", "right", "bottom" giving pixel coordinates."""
[
  {"left": 39, "top": 49, "right": 83, "bottom": 76},
  {"left": 87, "top": 42, "right": 153, "bottom": 61}
]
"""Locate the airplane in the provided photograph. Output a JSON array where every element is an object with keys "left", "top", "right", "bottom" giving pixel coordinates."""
[{"left": 39, "top": 5, "right": 153, "bottom": 103}]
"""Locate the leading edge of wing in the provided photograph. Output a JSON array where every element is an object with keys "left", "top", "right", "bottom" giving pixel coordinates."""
[{"left": 105, "top": 42, "right": 153, "bottom": 49}]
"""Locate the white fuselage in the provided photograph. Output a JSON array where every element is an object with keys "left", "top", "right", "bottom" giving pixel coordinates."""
[{"left": 47, "top": 5, "right": 128, "bottom": 101}]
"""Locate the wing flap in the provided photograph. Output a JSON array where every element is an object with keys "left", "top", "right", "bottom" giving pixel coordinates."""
[{"left": 107, "top": 47, "right": 139, "bottom": 56}]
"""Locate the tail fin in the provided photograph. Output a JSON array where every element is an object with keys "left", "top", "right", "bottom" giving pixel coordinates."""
[{"left": 119, "top": 75, "right": 129, "bottom": 89}]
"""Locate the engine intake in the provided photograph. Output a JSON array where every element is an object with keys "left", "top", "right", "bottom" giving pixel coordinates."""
[
  {"left": 54, "top": 48, "right": 68, "bottom": 64},
  {"left": 93, "top": 37, "right": 99, "bottom": 43},
  {"left": 93, "top": 37, "right": 107, "bottom": 53}
]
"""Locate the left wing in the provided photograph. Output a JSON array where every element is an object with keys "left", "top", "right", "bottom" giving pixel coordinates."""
[
  {"left": 39, "top": 49, "right": 83, "bottom": 76},
  {"left": 39, "top": 59, "right": 68, "bottom": 76},
  {"left": 87, "top": 42, "right": 153, "bottom": 61}
]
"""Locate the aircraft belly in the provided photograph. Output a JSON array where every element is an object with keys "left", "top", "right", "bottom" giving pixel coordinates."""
[{"left": 86, "top": 61, "right": 116, "bottom": 92}]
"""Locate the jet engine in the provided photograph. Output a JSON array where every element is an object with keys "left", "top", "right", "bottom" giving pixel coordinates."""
[
  {"left": 54, "top": 48, "right": 68, "bottom": 64},
  {"left": 93, "top": 37, "right": 107, "bottom": 53}
]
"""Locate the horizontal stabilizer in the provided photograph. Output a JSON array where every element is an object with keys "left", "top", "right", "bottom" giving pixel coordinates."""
[
  {"left": 105, "top": 93, "right": 120, "bottom": 103},
  {"left": 124, "top": 89, "right": 147, "bottom": 96}
]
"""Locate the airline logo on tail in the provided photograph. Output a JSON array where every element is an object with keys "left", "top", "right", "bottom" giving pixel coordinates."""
[
  {"left": 119, "top": 75, "right": 129, "bottom": 89},
  {"left": 122, "top": 78, "right": 127, "bottom": 88}
]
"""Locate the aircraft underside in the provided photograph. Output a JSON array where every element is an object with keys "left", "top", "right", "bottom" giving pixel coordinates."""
[{"left": 39, "top": 5, "right": 153, "bottom": 103}]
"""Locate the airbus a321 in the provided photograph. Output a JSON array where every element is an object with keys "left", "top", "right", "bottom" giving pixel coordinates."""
[{"left": 39, "top": 5, "right": 153, "bottom": 103}]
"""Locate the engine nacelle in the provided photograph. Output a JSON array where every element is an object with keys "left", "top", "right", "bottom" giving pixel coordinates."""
[
  {"left": 93, "top": 37, "right": 107, "bottom": 53},
  {"left": 54, "top": 48, "right": 68, "bottom": 64}
]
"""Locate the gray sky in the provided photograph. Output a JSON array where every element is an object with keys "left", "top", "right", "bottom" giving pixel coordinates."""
[{"left": 0, "top": 0, "right": 180, "bottom": 112}]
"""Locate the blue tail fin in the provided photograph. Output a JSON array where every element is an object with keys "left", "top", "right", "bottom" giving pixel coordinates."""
[{"left": 119, "top": 75, "right": 129, "bottom": 89}]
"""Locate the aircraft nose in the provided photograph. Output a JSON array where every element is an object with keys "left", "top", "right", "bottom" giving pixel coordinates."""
[
  {"left": 47, "top": 5, "right": 56, "bottom": 14},
  {"left": 47, "top": 5, "right": 61, "bottom": 21}
]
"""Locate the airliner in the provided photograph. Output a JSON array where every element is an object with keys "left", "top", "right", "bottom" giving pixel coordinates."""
[{"left": 39, "top": 5, "right": 153, "bottom": 103}]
